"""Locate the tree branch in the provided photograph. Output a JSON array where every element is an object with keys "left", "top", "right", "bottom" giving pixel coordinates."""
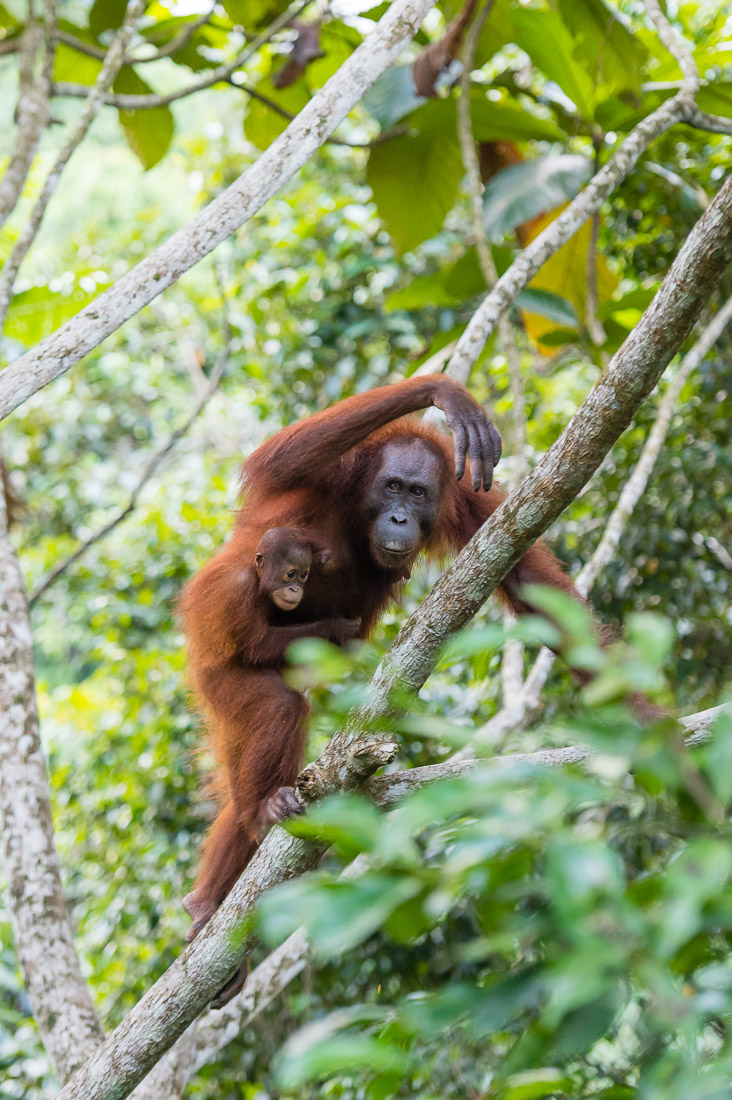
[
  {"left": 50, "top": 0, "right": 313, "bottom": 111},
  {"left": 28, "top": 296, "right": 232, "bottom": 607},
  {"left": 0, "top": 488, "right": 104, "bottom": 1080},
  {"left": 465, "top": 292, "right": 732, "bottom": 740},
  {"left": 0, "top": 17, "right": 53, "bottom": 232},
  {"left": 0, "top": 0, "right": 437, "bottom": 423},
  {"left": 445, "top": 0, "right": 705, "bottom": 388},
  {"left": 0, "top": 0, "right": 145, "bottom": 330}
]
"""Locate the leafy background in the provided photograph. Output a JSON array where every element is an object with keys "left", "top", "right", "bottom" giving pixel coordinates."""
[{"left": 0, "top": 0, "right": 731, "bottom": 1095}]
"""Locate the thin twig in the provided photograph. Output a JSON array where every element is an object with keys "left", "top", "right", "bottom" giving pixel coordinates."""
[
  {"left": 0, "top": 0, "right": 146, "bottom": 329},
  {"left": 51, "top": 0, "right": 314, "bottom": 111},
  {"left": 29, "top": 294, "right": 233, "bottom": 607}
]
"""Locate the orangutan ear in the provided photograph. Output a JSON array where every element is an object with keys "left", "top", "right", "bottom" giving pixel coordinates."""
[
  {"left": 255, "top": 552, "right": 264, "bottom": 570},
  {"left": 313, "top": 547, "right": 332, "bottom": 569}
]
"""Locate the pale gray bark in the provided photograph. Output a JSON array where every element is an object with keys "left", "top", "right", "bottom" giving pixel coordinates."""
[
  {"left": 0, "top": 494, "right": 104, "bottom": 1080},
  {"left": 0, "top": 22, "right": 52, "bottom": 232},
  {"left": 0, "top": 0, "right": 145, "bottom": 329},
  {"left": 0, "top": 0, "right": 437, "bottom": 423}
]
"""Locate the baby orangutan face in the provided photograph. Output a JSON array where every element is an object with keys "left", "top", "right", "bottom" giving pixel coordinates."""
[{"left": 254, "top": 527, "right": 330, "bottom": 612}]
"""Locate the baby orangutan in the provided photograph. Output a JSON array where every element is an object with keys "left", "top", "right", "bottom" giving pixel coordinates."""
[{"left": 181, "top": 526, "right": 359, "bottom": 944}]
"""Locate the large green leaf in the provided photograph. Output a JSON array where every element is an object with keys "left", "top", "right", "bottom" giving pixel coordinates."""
[
  {"left": 482, "top": 152, "right": 592, "bottom": 240},
  {"left": 89, "top": 0, "right": 128, "bottom": 38},
  {"left": 556, "top": 0, "right": 648, "bottom": 97},
  {"left": 509, "top": 7, "right": 595, "bottom": 118},
  {"left": 366, "top": 124, "right": 463, "bottom": 254},
  {"left": 53, "top": 34, "right": 103, "bottom": 85},
  {"left": 113, "top": 68, "right": 174, "bottom": 170}
]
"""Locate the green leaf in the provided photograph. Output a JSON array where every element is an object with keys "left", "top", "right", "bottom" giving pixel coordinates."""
[
  {"left": 89, "top": 0, "right": 128, "bottom": 38},
  {"left": 509, "top": 7, "right": 595, "bottom": 118},
  {"left": 557, "top": 0, "right": 648, "bottom": 97},
  {"left": 482, "top": 152, "right": 592, "bottom": 241},
  {"left": 4, "top": 279, "right": 108, "bottom": 346},
  {"left": 243, "top": 77, "right": 309, "bottom": 151},
  {"left": 53, "top": 38, "right": 103, "bottom": 85},
  {"left": 276, "top": 1033, "right": 408, "bottom": 1089},
  {"left": 501, "top": 1067, "right": 574, "bottom": 1099},
  {"left": 406, "top": 92, "right": 565, "bottom": 143},
  {"left": 516, "top": 287, "right": 578, "bottom": 328},
  {"left": 367, "top": 125, "right": 463, "bottom": 254},
  {"left": 363, "top": 65, "right": 424, "bottom": 129},
  {"left": 696, "top": 81, "right": 732, "bottom": 119},
  {"left": 222, "top": 0, "right": 289, "bottom": 30},
  {"left": 469, "top": 94, "right": 565, "bottom": 143},
  {"left": 113, "top": 68, "right": 174, "bottom": 170}
]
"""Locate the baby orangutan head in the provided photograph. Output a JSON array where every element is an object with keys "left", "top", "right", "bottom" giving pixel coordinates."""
[{"left": 254, "top": 527, "right": 330, "bottom": 611}]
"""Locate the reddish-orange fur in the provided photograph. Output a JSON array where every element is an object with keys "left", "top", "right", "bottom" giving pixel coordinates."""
[{"left": 180, "top": 376, "right": 581, "bottom": 933}]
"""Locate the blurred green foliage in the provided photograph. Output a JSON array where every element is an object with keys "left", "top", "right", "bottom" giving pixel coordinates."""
[{"left": 0, "top": 0, "right": 730, "bottom": 1095}]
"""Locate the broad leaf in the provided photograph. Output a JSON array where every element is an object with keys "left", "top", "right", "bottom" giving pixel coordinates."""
[
  {"left": 5, "top": 279, "right": 108, "bottom": 346},
  {"left": 113, "top": 69, "right": 174, "bottom": 170},
  {"left": 89, "top": 0, "right": 128, "bottom": 38},
  {"left": 53, "top": 35, "right": 103, "bottom": 85},
  {"left": 557, "top": 0, "right": 648, "bottom": 97},
  {"left": 482, "top": 152, "right": 592, "bottom": 240},
  {"left": 367, "top": 125, "right": 463, "bottom": 254},
  {"left": 222, "top": 0, "right": 290, "bottom": 30},
  {"left": 509, "top": 7, "right": 595, "bottom": 118},
  {"left": 363, "top": 65, "right": 425, "bottom": 129}
]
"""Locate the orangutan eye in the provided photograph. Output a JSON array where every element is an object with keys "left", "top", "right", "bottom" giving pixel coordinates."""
[
  {"left": 286, "top": 569, "right": 296, "bottom": 579},
  {"left": 300, "top": 571, "right": 309, "bottom": 581},
  {"left": 387, "top": 480, "right": 400, "bottom": 492},
  {"left": 411, "top": 486, "right": 424, "bottom": 497}
]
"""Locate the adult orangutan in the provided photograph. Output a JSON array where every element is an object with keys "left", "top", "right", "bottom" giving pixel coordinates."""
[{"left": 181, "top": 374, "right": 583, "bottom": 961}]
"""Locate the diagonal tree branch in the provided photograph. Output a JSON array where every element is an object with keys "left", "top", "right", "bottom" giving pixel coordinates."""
[
  {"left": 463, "top": 291, "right": 732, "bottom": 745},
  {"left": 0, "top": 488, "right": 104, "bottom": 1080},
  {"left": 0, "top": 0, "right": 437, "bottom": 423}
]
